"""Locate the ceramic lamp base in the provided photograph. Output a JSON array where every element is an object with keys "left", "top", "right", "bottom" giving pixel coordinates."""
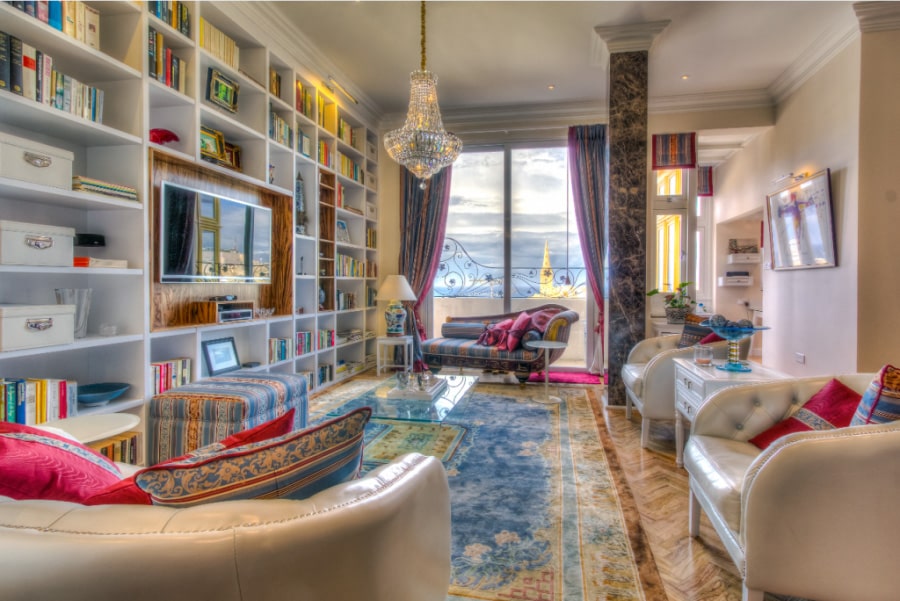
[{"left": 384, "top": 301, "right": 407, "bottom": 336}]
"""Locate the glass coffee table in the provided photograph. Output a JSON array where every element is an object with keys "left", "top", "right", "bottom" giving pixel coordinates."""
[{"left": 326, "top": 373, "right": 478, "bottom": 424}]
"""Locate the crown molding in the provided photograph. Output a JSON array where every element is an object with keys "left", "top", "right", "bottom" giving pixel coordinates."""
[
  {"left": 594, "top": 20, "right": 671, "bottom": 53},
  {"left": 220, "top": 2, "right": 382, "bottom": 125},
  {"left": 649, "top": 89, "right": 773, "bottom": 114},
  {"left": 855, "top": 1, "right": 900, "bottom": 32}
]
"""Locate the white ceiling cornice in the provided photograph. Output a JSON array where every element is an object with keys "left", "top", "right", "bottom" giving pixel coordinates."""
[
  {"left": 855, "top": 1, "right": 900, "bottom": 32},
  {"left": 220, "top": 2, "right": 382, "bottom": 125},
  {"left": 768, "top": 20, "right": 859, "bottom": 103},
  {"left": 650, "top": 89, "right": 773, "bottom": 114}
]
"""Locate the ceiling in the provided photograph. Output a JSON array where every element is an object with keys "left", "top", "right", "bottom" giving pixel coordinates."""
[{"left": 272, "top": 1, "right": 859, "bottom": 157}]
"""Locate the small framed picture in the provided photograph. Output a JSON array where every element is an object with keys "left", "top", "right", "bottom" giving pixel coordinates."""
[
  {"left": 201, "top": 336, "right": 241, "bottom": 376},
  {"left": 222, "top": 142, "right": 242, "bottom": 172},
  {"left": 335, "top": 219, "right": 351, "bottom": 243},
  {"left": 206, "top": 68, "right": 240, "bottom": 113},
  {"left": 199, "top": 126, "right": 226, "bottom": 161}
]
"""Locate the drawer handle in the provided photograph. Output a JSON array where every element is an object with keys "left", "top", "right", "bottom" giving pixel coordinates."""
[
  {"left": 23, "top": 151, "right": 53, "bottom": 168},
  {"left": 26, "top": 318, "right": 53, "bottom": 332},
  {"left": 25, "top": 235, "right": 54, "bottom": 250}
]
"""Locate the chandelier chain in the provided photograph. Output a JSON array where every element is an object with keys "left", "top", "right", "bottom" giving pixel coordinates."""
[{"left": 420, "top": 1, "right": 427, "bottom": 72}]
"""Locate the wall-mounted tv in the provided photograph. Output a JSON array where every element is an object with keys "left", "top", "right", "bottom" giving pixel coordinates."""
[{"left": 159, "top": 181, "right": 272, "bottom": 284}]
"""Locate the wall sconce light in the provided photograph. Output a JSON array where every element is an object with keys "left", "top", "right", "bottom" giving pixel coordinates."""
[{"left": 327, "top": 76, "right": 359, "bottom": 105}]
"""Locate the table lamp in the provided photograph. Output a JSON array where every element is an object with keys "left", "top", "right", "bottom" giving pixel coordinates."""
[{"left": 375, "top": 275, "right": 417, "bottom": 336}]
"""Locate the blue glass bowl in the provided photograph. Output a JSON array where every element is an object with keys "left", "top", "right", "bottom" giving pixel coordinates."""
[
  {"left": 77, "top": 382, "right": 131, "bottom": 406},
  {"left": 700, "top": 322, "right": 769, "bottom": 372}
]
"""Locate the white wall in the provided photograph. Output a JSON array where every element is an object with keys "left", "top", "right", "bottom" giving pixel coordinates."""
[{"left": 713, "top": 39, "right": 861, "bottom": 376}]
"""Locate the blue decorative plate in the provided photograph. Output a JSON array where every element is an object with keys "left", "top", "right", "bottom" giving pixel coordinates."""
[{"left": 77, "top": 382, "right": 131, "bottom": 406}]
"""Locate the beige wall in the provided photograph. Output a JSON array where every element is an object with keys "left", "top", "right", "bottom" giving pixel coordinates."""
[
  {"left": 713, "top": 39, "right": 861, "bottom": 376},
  {"left": 375, "top": 149, "right": 402, "bottom": 337}
]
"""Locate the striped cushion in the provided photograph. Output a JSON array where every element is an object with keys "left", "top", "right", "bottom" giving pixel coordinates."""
[
  {"left": 851, "top": 365, "right": 900, "bottom": 425},
  {"left": 134, "top": 408, "right": 371, "bottom": 507},
  {"left": 677, "top": 323, "right": 713, "bottom": 348},
  {"left": 422, "top": 337, "right": 540, "bottom": 361},
  {"left": 441, "top": 322, "right": 487, "bottom": 339}
]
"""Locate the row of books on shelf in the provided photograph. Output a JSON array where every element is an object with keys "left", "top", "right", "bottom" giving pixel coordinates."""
[
  {"left": 151, "top": 357, "right": 191, "bottom": 395},
  {"left": 72, "top": 175, "right": 138, "bottom": 201},
  {"left": 89, "top": 431, "right": 140, "bottom": 465},
  {"left": 317, "top": 139, "right": 332, "bottom": 168},
  {"left": 316, "top": 363, "right": 333, "bottom": 386},
  {"left": 295, "top": 331, "right": 313, "bottom": 356},
  {"left": 296, "top": 329, "right": 337, "bottom": 351},
  {"left": 198, "top": 16, "right": 239, "bottom": 71},
  {"left": 1, "top": 378, "right": 77, "bottom": 426},
  {"left": 296, "top": 81, "right": 314, "bottom": 119},
  {"left": 295, "top": 370, "right": 315, "bottom": 391},
  {"left": 335, "top": 329, "right": 363, "bottom": 346},
  {"left": 316, "top": 95, "right": 337, "bottom": 132},
  {"left": 6, "top": 1, "right": 99, "bottom": 48},
  {"left": 148, "top": 27, "right": 187, "bottom": 93},
  {"left": 335, "top": 360, "right": 365, "bottom": 380},
  {"left": 337, "top": 152, "right": 364, "bottom": 184},
  {"left": 335, "top": 254, "right": 365, "bottom": 277},
  {"left": 147, "top": 1, "right": 191, "bottom": 37},
  {"left": 336, "top": 117, "right": 362, "bottom": 148},
  {"left": 334, "top": 289, "right": 357, "bottom": 311},
  {"left": 0, "top": 31, "right": 104, "bottom": 123},
  {"left": 366, "top": 228, "right": 376, "bottom": 249},
  {"left": 270, "top": 107, "right": 293, "bottom": 147},
  {"left": 268, "top": 337, "right": 294, "bottom": 364}
]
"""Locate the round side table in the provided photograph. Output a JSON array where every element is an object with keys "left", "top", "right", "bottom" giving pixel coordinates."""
[{"left": 525, "top": 340, "right": 568, "bottom": 404}]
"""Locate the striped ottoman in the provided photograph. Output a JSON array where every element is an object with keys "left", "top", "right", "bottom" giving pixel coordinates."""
[{"left": 148, "top": 371, "right": 308, "bottom": 465}]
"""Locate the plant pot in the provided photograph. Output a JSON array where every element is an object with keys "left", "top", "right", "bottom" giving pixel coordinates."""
[{"left": 665, "top": 307, "right": 690, "bottom": 324}]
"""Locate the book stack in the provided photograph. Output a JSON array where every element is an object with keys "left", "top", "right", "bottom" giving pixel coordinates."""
[
  {"left": 295, "top": 331, "right": 313, "bottom": 356},
  {"left": 73, "top": 257, "right": 128, "bottom": 269},
  {"left": 150, "top": 357, "right": 191, "bottom": 395},
  {"left": 198, "top": 17, "right": 239, "bottom": 70},
  {"left": 269, "top": 107, "right": 293, "bottom": 147},
  {"left": 267, "top": 337, "right": 293, "bottom": 364},
  {"left": 0, "top": 377, "right": 77, "bottom": 425},
  {"left": 89, "top": 431, "right": 140, "bottom": 465},
  {"left": 72, "top": 175, "right": 138, "bottom": 201},
  {"left": 295, "top": 80, "right": 313, "bottom": 119}
]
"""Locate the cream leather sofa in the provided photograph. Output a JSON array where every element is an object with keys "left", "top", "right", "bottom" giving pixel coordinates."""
[
  {"left": 0, "top": 453, "right": 450, "bottom": 601},
  {"left": 684, "top": 374, "right": 900, "bottom": 601},
  {"left": 621, "top": 334, "right": 749, "bottom": 446}
]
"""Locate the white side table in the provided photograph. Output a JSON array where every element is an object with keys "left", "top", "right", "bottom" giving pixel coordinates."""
[
  {"left": 377, "top": 335, "right": 414, "bottom": 374},
  {"left": 525, "top": 339, "right": 568, "bottom": 404},
  {"left": 39, "top": 413, "right": 141, "bottom": 444},
  {"left": 672, "top": 357, "right": 789, "bottom": 467}
]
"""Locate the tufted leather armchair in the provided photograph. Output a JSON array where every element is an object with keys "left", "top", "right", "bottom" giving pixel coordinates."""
[
  {"left": 684, "top": 374, "right": 900, "bottom": 601},
  {"left": 621, "top": 334, "right": 749, "bottom": 447}
]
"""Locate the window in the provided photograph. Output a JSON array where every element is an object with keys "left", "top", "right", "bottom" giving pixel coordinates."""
[{"left": 432, "top": 144, "right": 592, "bottom": 368}]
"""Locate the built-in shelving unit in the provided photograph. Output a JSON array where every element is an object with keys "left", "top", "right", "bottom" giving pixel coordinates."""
[{"left": 0, "top": 1, "right": 379, "bottom": 461}]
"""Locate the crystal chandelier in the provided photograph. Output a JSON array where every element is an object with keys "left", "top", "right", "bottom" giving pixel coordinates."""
[{"left": 384, "top": 1, "right": 461, "bottom": 188}]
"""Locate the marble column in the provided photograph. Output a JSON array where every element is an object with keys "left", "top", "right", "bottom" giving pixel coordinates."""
[{"left": 595, "top": 21, "right": 667, "bottom": 406}]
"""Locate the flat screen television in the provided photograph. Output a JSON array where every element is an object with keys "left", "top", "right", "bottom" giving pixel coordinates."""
[{"left": 159, "top": 181, "right": 272, "bottom": 283}]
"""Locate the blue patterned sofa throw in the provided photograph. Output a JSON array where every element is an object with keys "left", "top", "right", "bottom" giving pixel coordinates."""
[{"left": 148, "top": 371, "right": 308, "bottom": 465}]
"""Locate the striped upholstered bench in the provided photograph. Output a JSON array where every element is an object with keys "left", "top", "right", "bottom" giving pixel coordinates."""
[{"left": 148, "top": 371, "right": 308, "bottom": 465}]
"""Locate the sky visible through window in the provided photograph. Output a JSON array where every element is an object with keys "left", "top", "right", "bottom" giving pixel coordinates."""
[{"left": 435, "top": 147, "right": 586, "bottom": 298}]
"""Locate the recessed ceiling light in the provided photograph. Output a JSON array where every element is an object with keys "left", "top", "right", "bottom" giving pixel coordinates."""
[
  {"left": 547, "top": 84, "right": 556, "bottom": 91},
  {"left": 681, "top": 74, "right": 690, "bottom": 80}
]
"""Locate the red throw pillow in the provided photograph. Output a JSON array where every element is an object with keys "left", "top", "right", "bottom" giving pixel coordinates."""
[
  {"left": 699, "top": 332, "right": 724, "bottom": 344},
  {"left": 528, "top": 309, "right": 560, "bottom": 333},
  {"left": 505, "top": 311, "right": 533, "bottom": 351},
  {"left": 477, "top": 318, "right": 514, "bottom": 347},
  {"left": 85, "top": 408, "right": 296, "bottom": 505},
  {"left": 0, "top": 422, "right": 122, "bottom": 502},
  {"left": 749, "top": 379, "right": 862, "bottom": 449}
]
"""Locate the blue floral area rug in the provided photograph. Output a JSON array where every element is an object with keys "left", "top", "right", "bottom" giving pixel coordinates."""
[{"left": 310, "top": 377, "right": 666, "bottom": 601}]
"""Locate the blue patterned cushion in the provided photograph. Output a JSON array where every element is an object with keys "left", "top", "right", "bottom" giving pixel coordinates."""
[
  {"left": 851, "top": 365, "right": 900, "bottom": 425},
  {"left": 134, "top": 407, "right": 370, "bottom": 507},
  {"left": 677, "top": 323, "right": 713, "bottom": 348},
  {"left": 440, "top": 322, "right": 488, "bottom": 339}
]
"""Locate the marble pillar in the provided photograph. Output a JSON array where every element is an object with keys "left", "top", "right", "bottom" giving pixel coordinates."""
[{"left": 606, "top": 51, "right": 648, "bottom": 406}]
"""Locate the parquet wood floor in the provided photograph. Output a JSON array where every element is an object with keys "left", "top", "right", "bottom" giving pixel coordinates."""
[{"left": 597, "top": 395, "right": 747, "bottom": 601}]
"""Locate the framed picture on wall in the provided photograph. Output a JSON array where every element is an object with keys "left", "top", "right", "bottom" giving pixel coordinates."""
[{"left": 765, "top": 169, "right": 836, "bottom": 270}]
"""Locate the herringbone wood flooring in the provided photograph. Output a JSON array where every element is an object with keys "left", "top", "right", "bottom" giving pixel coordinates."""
[{"left": 596, "top": 395, "right": 746, "bottom": 601}]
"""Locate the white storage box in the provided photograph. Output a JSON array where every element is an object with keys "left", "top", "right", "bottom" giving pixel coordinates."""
[
  {"left": 0, "top": 132, "right": 74, "bottom": 190},
  {"left": 0, "top": 220, "right": 75, "bottom": 267},
  {"left": 0, "top": 304, "right": 75, "bottom": 351}
]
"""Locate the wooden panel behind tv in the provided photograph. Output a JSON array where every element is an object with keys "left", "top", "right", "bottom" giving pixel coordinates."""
[{"left": 150, "top": 150, "right": 293, "bottom": 330}]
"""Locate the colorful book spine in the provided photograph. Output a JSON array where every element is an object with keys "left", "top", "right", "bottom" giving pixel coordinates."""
[
  {"left": 9, "top": 34, "right": 23, "bottom": 95},
  {"left": 0, "top": 31, "right": 9, "bottom": 92}
]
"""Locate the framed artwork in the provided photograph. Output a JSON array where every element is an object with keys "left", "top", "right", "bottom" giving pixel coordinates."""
[
  {"left": 335, "top": 219, "right": 351, "bottom": 243},
  {"left": 201, "top": 337, "right": 241, "bottom": 376},
  {"left": 199, "top": 126, "right": 225, "bottom": 161},
  {"left": 206, "top": 68, "right": 240, "bottom": 113},
  {"left": 222, "top": 142, "right": 242, "bottom": 172},
  {"left": 766, "top": 169, "right": 836, "bottom": 270}
]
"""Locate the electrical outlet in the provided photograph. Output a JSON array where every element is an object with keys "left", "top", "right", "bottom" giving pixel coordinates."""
[
  {"left": 736, "top": 298, "right": 749, "bottom": 307},
  {"left": 794, "top": 352, "right": 806, "bottom": 364}
]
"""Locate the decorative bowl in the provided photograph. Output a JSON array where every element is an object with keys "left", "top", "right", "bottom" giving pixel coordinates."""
[
  {"left": 77, "top": 382, "right": 131, "bottom": 406},
  {"left": 700, "top": 321, "right": 770, "bottom": 372}
]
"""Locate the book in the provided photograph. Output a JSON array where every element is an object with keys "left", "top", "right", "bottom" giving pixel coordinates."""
[
  {"left": 34, "top": 49, "right": 42, "bottom": 102},
  {"left": 73, "top": 257, "right": 128, "bottom": 268},
  {"left": 0, "top": 31, "right": 9, "bottom": 92},
  {"left": 48, "top": 0, "right": 62, "bottom": 30},
  {"left": 62, "top": 0, "right": 76, "bottom": 38},
  {"left": 39, "top": 51, "right": 51, "bottom": 105},
  {"left": 24, "top": 1, "right": 35, "bottom": 17},
  {"left": 36, "top": 0, "right": 48, "bottom": 23},
  {"left": 8, "top": 34, "right": 23, "bottom": 95},
  {"left": 21, "top": 41, "right": 36, "bottom": 101},
  {"left": 75, "top": 0, "right": 85, "bottom": 43},
  {"left": 84, "top": 3, "right": 98, "bottom": 48}
]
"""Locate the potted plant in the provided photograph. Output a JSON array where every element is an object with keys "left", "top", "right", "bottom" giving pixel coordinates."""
[{"left": 647, "top": 281, "right": 695, "bottom": 324}]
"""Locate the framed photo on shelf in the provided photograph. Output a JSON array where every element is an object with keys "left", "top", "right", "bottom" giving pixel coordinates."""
[
  {"left": 206, "top": 68, "right": 240, "bottom": 113},
  {"left": 199, "top": 126, "right": 226, "bottom": 162},
  {"left": 335, "top": 219, "right": 351, "bottom": 243},
  {"left": 222, "top": 142, "right": 243, "bottom": 172},
  {"left": 201, "top": 337, "right": 241, "bottom": 376},
  {"left": 766, "top": 168, "right": 836, "bottom": 270}
]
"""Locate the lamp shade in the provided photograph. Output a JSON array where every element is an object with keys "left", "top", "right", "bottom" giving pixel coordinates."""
[{"left": 375, "top": 275, "right": 417, "bottom": 302}]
